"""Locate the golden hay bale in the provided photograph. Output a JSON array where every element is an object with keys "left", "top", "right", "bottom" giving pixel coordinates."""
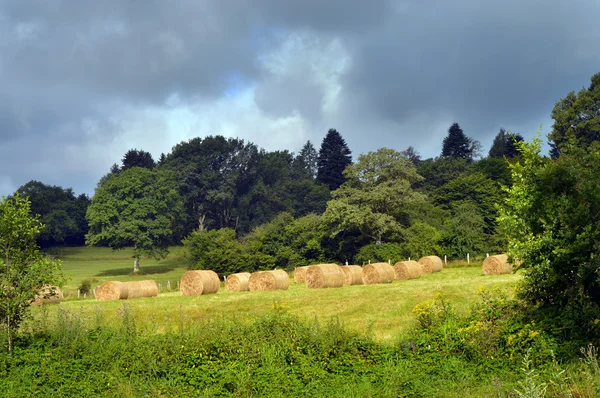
[
  {"left": 340, "top": 265, "right": 363, "bottom": 285},
  {"left": 180, "top": 270, "right": 221, "bottom": 296},
  {"left": 31, "top": 285, "right": 63, "bottom": 306},
  {"left": 125, "top": 280, "right": 159, "bottom": 299},
  {"left": 483, "top": 254, "right": 513, "bottom": 275},
  {"left": 418, "top": 256, "right": 443, "bottom": 274},
  {"left": 225, "top": 272, "right": 251, "bottom": 292},
  {"left": 362, "top": 262, "right": 395, "bottom": 284},
  {"left": 305, "top": 264, "right": 345, "bottom": 288},
  {"left": 96, "top": 281, "right": 129, "bottom": 301},
  {"left": 248, "top": 270, "right": 290, "bottom": 291},
  {"left": 393, "top": 260, "right": 422, "bottom": 280},
  {"left": 293, "top": 266, "right": 310, "bottom": 283}
]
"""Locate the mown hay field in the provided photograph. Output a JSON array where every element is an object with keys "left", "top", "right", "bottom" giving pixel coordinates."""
[{"left": 41, "top": 247, "right": 520, "bottom": 340}]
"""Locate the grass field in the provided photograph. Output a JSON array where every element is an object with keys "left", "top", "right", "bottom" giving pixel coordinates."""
[{"left": 41, "top": 247, "right": 521, "bottom": 341}]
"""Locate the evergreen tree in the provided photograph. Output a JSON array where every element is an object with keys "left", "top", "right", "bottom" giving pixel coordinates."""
[
  {"left": 489, "top": 128, "right": 509, "bottom": 158},
  {"left": 441, "top": 123, "right": 480, "bottom": 162},
  {"left": 401, "top": 146, "right": 421, "bottom": 165},
  {"left": 316, "top": 129, "right": 352, "bottom": 190},
  {"left": 121, "top": 149, "right": 155, "bottom": 170},
  {"left": 489, "top": 128, "right": 524, "bottom": 158},
  {"left": 300, "top": 140, "right": 319, "bottom": 179}
]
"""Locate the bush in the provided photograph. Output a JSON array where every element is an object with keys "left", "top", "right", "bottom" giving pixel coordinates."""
[
  {"left": 77, "top": 278, "right": 99, "bottom": 295},
  {"left": 354, "top": 242, "right": 405, "bottom": 265}
]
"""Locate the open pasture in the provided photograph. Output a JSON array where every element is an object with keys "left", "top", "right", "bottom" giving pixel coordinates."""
[{"left": 42, "top": 247, "right": 520, "bottom": 340}]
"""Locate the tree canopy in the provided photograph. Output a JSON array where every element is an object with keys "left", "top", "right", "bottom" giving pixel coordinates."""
[
  {"left": 549, "top": 72, "right": 600, "bottom": 158},
  {"left": 86, "top": 167, "right": 183, "bottom": 273}
]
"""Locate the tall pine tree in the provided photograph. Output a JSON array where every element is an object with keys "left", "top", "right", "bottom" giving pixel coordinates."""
[
  {"left": 291, "top": 140, "right": 319, "bottom": 180},
  {"left": 489, "top": 128, "right": 524, "bottom": 158},
  {"left": 441, "top": 123, "right": 480, "bottom": 162},
  {"left": 317, "top": 129, "right": 352, "bottom": 190}
]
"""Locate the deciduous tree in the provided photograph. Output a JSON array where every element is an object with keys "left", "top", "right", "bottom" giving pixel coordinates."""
[
  {"left": 0, "top": 193, "right": 64, "bottom": 353},
  {"left": 86, "top": 167, "right": 183, "bottom": 273}
]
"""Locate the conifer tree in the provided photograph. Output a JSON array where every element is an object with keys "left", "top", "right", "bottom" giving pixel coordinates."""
[{"left": 316, "top": 129, "right": 352, "bottom": 190}]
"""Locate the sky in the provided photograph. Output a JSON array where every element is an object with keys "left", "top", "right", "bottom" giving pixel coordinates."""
[{"left": 1, "top": 0, "right": 599, "bottom": 197}]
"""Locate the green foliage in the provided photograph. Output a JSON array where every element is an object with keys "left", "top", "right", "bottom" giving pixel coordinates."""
[
  {"left": 0, "top": 193, "right": 64, "bottom": 352},
  {"left": 323, "top": 148, "right": 425, "bottom": 244},
  {"left": 77, "top": 278, "right": 98, "bottom": 295},
  {"left": 498, "top": 134, "right": 600, "bottom": 347},
  {"left": 400, "top": 221, "right": 443, "bottom": 259},
  {"left": 442, "top": 201, "right": 487, "bottom": 258},
  {"left": 86, "top": 167, "right": 183, "bottom": 272},
  {"left": 15, "top": 181, "right": 90, "bottom": 247},
  {"left": 250, "top": 212, "right": 328, "bottom": 268},
  {"left": 549, "top": 72, "right": 600, "bottom": 158},
  {"left": 183, "top": 228, "right": 262, "bottom": 274},
  {"left": 316, "top": 128, "right": 352, "bottom": 190},
  {"left": 489, "top": 128, "right": 525, "bottom": 159},
  {"left": 354, "top": 242, "right": 404, "bottom": 265},
  {"left": 121, "top": 148, "right": 155, "bottom": 170},
  {"left": 416, "top": 156, "right": 469, "bottom": 194},
  {"left": 441, "top": 122, "right": 481, "bottom": 162}
]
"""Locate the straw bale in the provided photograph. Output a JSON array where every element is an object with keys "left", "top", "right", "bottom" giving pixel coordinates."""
[
  {"left": 418, "top": 256, "right": 443, "bottom": 274},
  {"left": 362, "top": 262, "right": 395, "bottom": 284},
  {"left": 225, "top": 272, "right": 251, "bottom": 292},
  {"left": 483, "top": 254, "right": 513, "bottom": 275},
  {"left": 96, "top": 281, "right": 129, "bottom": 300},
  {"left": 293, "top": 266, "right": 310, "bottom": 283},
  {"left": 393, "top": 260, "right": 422, "bottom": 280},
  {"left": 180, "top": 270, "right": 221, "bottom": 296},
  {"left": 305, "top": 264, "right": 345, "bottom": 288},
  {"left": 248, "top": 270, "right": 290, "bottom": 291},
  {"left": 31, "top": 285, "right": 63, "bottom": 306},
  {"left": 340, "top": 265, "right": 363, "bottom": 285},
  {"left": 126, "top": 280, "right": 159, "bottom": 299}
]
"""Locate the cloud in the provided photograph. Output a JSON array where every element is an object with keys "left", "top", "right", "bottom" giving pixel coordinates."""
[{"left": 0, "top": 0, "right": 599, "bottom": 196}]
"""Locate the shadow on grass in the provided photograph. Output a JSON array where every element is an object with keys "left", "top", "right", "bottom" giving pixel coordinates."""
[{"left": 95, "top": 264, "right": 177, "bottom": 277}]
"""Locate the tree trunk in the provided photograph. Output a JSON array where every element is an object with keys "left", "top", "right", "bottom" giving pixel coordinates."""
[
  {"left": 133, "top": 256, "right": 140, "bottom": 273},
  {"left": 6, "top": 314, "right": 11, "bottom": 353}
]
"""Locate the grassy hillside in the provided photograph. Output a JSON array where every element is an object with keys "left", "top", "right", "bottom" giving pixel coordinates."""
[{"left": 41, "top": 247, "right": 520, "bottom": 341}]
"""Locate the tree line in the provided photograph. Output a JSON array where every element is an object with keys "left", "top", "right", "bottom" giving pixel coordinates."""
[{"left": 12, "top": 72, "right": 600, "bottom": 275}]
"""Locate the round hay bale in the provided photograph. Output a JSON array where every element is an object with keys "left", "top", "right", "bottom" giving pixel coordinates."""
[
  {"left": 125, "top": 280, "right": 159, "bottom": 299},
  {"left": 362, "top": 262, "right": 395, "bottom": 284},
  {"left": 180, "top": 270, "right": 221, "bottom": 296},
  {"left": 31, "top": 285, "right": 63, "bottom": 306},
  {"left": 96, "top": 281, "right": 129, "bottom": 301},
  {"left": 483, "top": 254, "right": 513, "bottom": 275},
  {"left": 393, "top": 260, "right": 422, "bottom": 280},
  {"left": 305, "top": 264, "right": 345, "bottom": 288},
  {"left": 340, "top": 265, "right": 363, "bottom": 285},
  {"left": 418, "top": 256, "right": 443, "bottom": 274},
  {"left": 225, "top": 272, "right": 251, "bottom": 292},
  {"left": 293, "top": 266, "right": 310, "bottom": 283},
  {"left": 248, "top": 270, "right": 290, "bottom": 291}
]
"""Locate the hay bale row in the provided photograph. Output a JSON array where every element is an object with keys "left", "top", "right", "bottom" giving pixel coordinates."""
[
  {"left": 249, "top": 270, "right": 289, "bottom": 291},
  {"left": 226, "top": 272, "right": 252, "bottom": 292},
  {"left": 96, "top": 280, "right": 159, "bottom": 300},
  {"left": 306, "top": 264, "right": 345, "bottom": 288},
  {"left": 340, "top": 265, "right": 363, "bottom": 285},
  {"left": 293, "top": 266, "right": 310, "bottom": 283},
  {"left": 418, "top": 256, "right": 443, "bottom": 274},
  {"left": 393, "top": 260, "right": 422, "bottom": 280},
  {"left": 483, "top": 254, "right": 513, "bottom": 275},
  {"left": 181, "top": 270, "right": 221, "bottom": 296},
  {"left": 363, "top": 262, "right": 395, "bottom": 284},
  {"left": 31, "top": 285, "right": 63, "bottom": 306}
]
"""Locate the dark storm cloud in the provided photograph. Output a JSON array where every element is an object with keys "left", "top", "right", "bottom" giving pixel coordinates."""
[{"left": 0, "top": 0, "right": 599, "bottom": 195}]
